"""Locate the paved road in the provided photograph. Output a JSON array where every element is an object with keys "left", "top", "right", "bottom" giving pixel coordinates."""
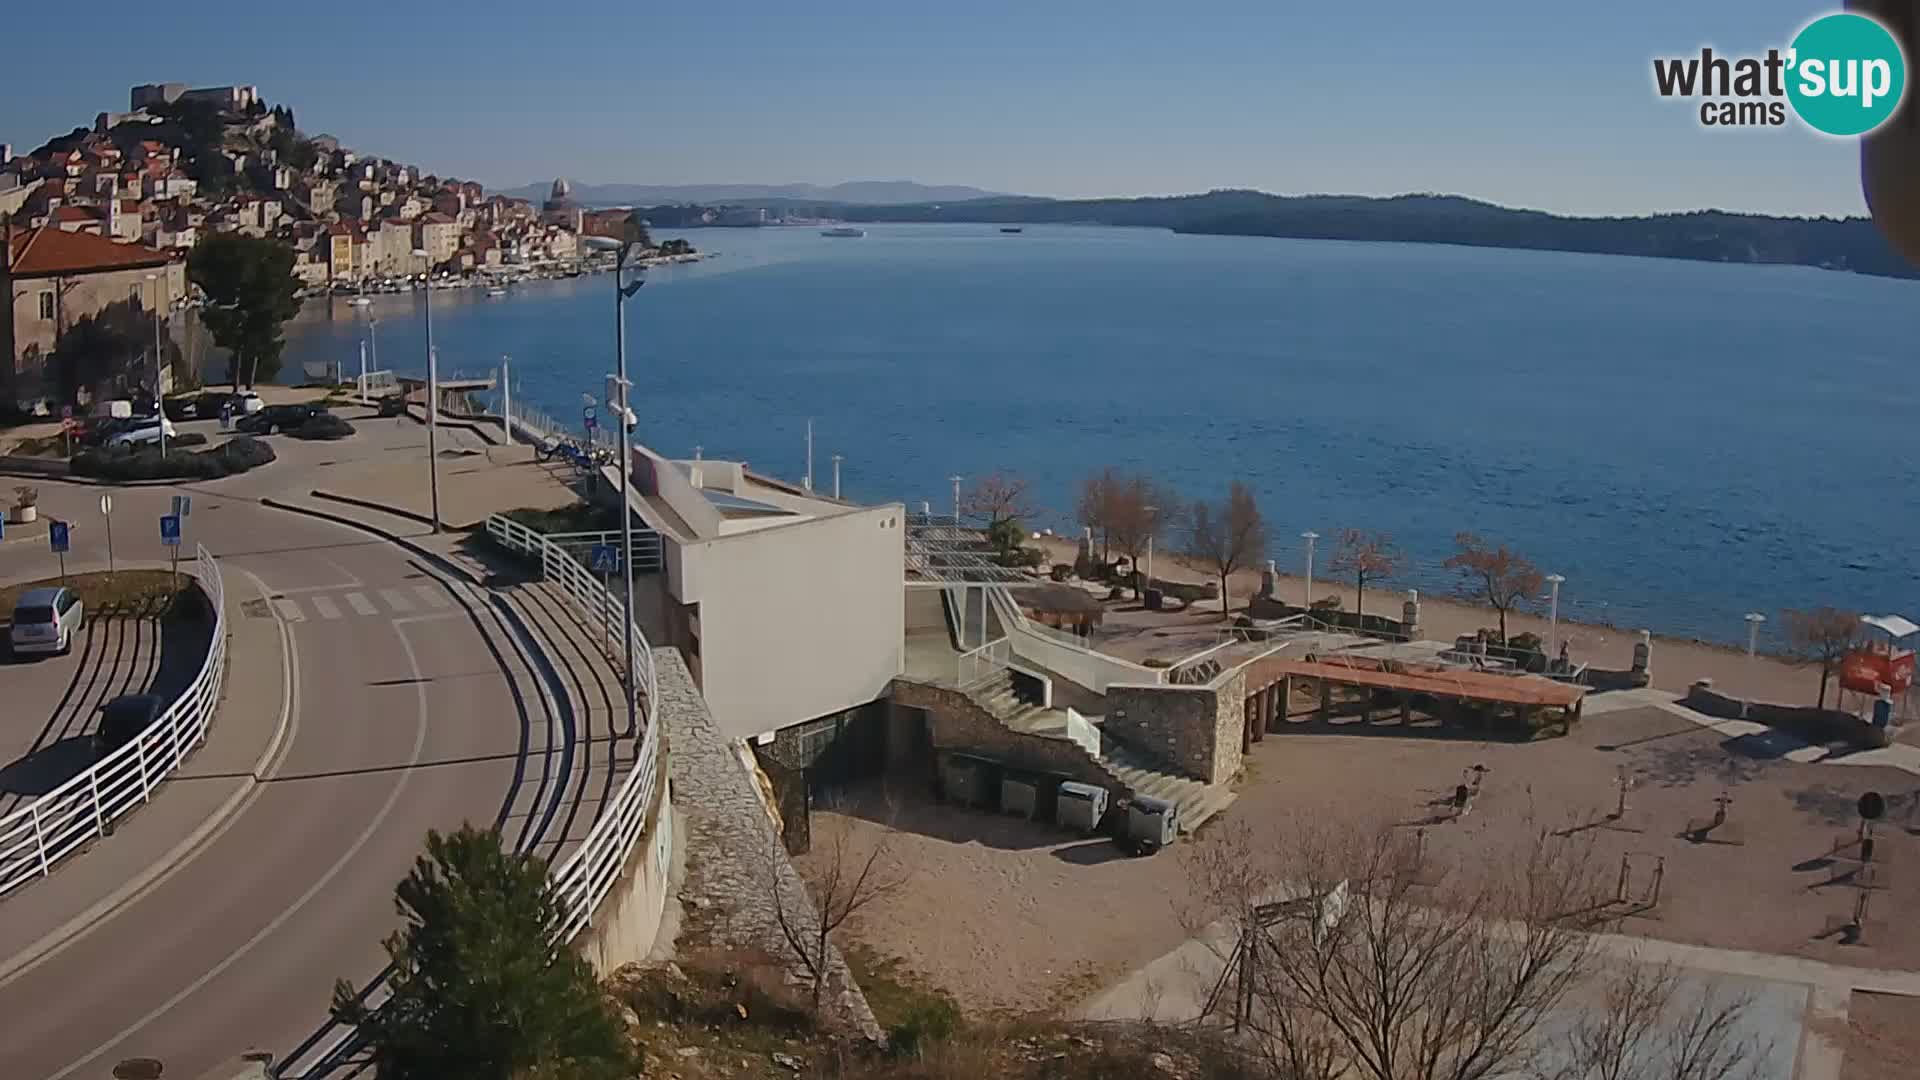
[
  {"left": 0, "top": 445, "right": 572, "bottom": 1079},
  {"left": 0, "top": 610, "right": 213, "bottom": 825}
]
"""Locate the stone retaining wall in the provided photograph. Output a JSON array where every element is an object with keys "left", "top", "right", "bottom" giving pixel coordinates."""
[
  {"left": 1104, "top": 670, "right": 1246, "bottom": 784},
  {"left": 891, "top": 678, "right": 1124, "bottom": 793}
]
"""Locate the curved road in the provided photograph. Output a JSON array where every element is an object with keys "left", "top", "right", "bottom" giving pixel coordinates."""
[{"left": 0, "top": 470, "right": 558, "bottom": 1079}]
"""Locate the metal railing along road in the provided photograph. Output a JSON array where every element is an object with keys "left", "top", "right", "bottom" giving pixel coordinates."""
[
  {"left": 0, "top": 546, "right": 226, "bottom": 897},
  {"left": 546, "top": 529, "right": 665, "bottom": 575},
  {"left": 484, "top": 513, "right": 662, "bottom": 941}
]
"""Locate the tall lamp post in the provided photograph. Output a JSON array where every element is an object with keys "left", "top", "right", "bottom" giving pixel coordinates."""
[
  {"left": 950, "top": 475, "right": 962, "bottom": 526},
  {"left": 583, "top": 213, "right": 649, "bottom": 739},
  {"left": 1744, "top": 612, "right": 1766, "bottom": 661},
  {"left": 144, "top": 273, "right": 167, "bottom": 455},
  {"left": 1143, "top": 504, "right": 1160, "bottom": 595},
  {"left": 1545, "top": 573, "right": 1566, "bottom": 656},
  {"left": 1301, "top": 531, "right": 1320, "bottom": 609},
  {"left": 412, "top": 250, "right": 441, "bottom": 532}
]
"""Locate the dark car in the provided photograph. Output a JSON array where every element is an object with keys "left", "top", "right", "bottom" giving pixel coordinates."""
[
  {"left": 77, "top": 416, "right": 137, "bottom": 448},
  {"left": 95, "top": 694, "right": 167, "bottom": 755},
  {"left": 161, "top": 396, "right": 200, "bottom": 421},
  {"left": 236, "top": 403, "right": 327, "bottom": 435},
  {"left": 376, "top": 394, "right": 408, "bottom": 417}
]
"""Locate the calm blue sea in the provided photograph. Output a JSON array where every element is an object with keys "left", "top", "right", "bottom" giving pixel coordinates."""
[{"left": 282, "top": 224, "right": 1920, "bottom": 646}]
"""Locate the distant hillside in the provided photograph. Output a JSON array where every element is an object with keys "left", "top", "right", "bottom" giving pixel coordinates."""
[
  {"left": 839, "top": 191, "right": 1920, "bottom": 281},
  {"left": 502, "top": 179, "right": 1006, "bottom": 207}
]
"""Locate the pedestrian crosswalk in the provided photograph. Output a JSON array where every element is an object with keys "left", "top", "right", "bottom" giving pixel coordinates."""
[{"left": 270, "top": 582, "right": 468, "bottom": 623}]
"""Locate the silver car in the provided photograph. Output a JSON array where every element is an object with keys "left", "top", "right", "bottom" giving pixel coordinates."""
[{"left": 10, "top": 586, "right": 83, "bottom": 656}]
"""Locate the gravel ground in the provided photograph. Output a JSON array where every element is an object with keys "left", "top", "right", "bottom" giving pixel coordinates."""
[{"left": 799, "top": 703, "right": 1920, "bottom": 1018}]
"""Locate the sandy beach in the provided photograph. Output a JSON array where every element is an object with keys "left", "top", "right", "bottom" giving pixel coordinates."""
[{"left": 1030, "top": 535, "right": 1830, "bottom": 712}]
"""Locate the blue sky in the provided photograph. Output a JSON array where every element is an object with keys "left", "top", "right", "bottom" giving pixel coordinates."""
[{"left": 0, "top": 1, "right": 1876, "bottom": 216}]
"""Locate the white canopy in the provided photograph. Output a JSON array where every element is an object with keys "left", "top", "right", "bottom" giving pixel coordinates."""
[{"left": 1860, "top": 614, "right": 1920, "bottom": 639}]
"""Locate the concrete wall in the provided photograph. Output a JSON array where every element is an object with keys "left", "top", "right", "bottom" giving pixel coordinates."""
[
  {"left": 576, "top": 777, "right": 676, "bottom": 977},
  {"left": 892, "top": 679, "right": 1123, "bottom": 793},
  {"left": 688, "top": 505, "right": 906, "bottom": 740},
  {"left": 989, "top": 588, "right": 1161, "bottom": 693},
  {"left": 1105, "top": 669, "right": 1246, "bottom": 784}
]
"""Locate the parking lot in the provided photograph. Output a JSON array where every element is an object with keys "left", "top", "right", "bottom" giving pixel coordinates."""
[{"left": 0, "top": 598, "right": 214, "bottom": 818}]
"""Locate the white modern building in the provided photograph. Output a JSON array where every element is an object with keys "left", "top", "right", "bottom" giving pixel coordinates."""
[{"left": 614, "top": 444, "right": 906, "bottom": 743}]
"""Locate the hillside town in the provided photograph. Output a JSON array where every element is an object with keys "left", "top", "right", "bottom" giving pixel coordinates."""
[{"left": 1, "top": 82, "right": 694, "bottom": 409}]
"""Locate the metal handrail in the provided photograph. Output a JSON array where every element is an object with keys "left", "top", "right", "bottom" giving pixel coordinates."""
[
  {"left": 0, "top": 546, "right": 226, "bottom": 897},
  {"left": 484, "top": 513, "right": 662, "bottom": 941},
  {"left": 543, "top": 529, "right": 665, "bottom": 574}
]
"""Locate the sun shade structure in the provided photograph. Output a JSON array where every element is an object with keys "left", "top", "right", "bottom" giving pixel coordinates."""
[
  {"left": 904, "top": 516, "right": 1036, "bottom": 586},
  {"left": 1861, "top": 614, "right": 1920, "bottom": 640}
]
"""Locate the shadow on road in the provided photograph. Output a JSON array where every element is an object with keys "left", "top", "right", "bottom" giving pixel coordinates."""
[{"left": 0, "top": 736, "right": 98, "bottom": 796}]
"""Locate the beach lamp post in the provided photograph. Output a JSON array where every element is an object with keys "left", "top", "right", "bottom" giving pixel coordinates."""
[
  {"left": 1301, "top": 531, "right": 1320, "bottom": 608},
  {"left": 582, "top": 212, "right": 649, "bottom": 739},
  {"left": 1144, "top": 504, "right": 1160, "bottom": 592},
  {"left": 1545, "top": 574, "right": 1566, "bottom": 655},
  {"left": 832, "top": 454, "right": 843, "bottom": 500},
  {"left": 144, "top": 273, "right": 167, "bottom": 456},
  {"left": 412, "top": 249, "right": 442, "bottom": 533},
  {"left": 1745, "top": 612, "right": 1766, "bottom": 661},
  {"left": 950, "top": 475, "right": 963, "bottom": 526}
]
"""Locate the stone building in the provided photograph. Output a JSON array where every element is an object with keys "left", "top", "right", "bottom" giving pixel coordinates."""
[{"left": 2, "top": 226, "right": 184, "bottom": 405}]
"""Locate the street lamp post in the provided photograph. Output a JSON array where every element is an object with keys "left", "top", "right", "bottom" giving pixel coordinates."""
[
  {"left": 950, "top": 475, "right": 962, "bottom": 526},
  {"left": 1301, "top": 531, "right": 1320, "bottom": 608},
  {"left": 1745, "top": 612, "right": 1766, "bottom": 660},
  {"left": 1143, "top": 504, "right": 1160, "bottom": 595},
  {"left": 413, "top": 250, "right": 441, "bottom": 532},
  {"left": 831, "top": 454, "right": 843, "bottom": 500},
  {"left": 1545, "top": 574, "right": 1566, "bottom": 656},
  {"left": 145, "top": 273, "right": 166, "bottom": 455},
  {"left": 583, "top": 215, "right": 649, "bottom": 739}
]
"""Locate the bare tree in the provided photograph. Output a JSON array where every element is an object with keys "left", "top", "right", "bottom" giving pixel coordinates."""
[
  {"left": 1181, "top": 819, "right": 1762, "bottom": 1080},
  {"left": 961, "top": 471, "right": 1034, "bottom": 530},
  {"left": 1188, "top": 482, "right": 1267, "bottom": 618},
  {"left": 1076, "top": 467, "right": 1120, "bottom": 564},
  {"left": 1109, "top": 473, "right": 1180, "bottom": 597},
  {"left": 1329, "top": 528, "right": 1403, "bottom": 618},
  {"left": 1445, "top": 531, "right": 1545, "bottom": 642},
  {"left": 1781, "top": 606, "right": 1862, "bottom": 709},
  {"left": 768, "top": 807, "right": 909, "bottom": 1008}
]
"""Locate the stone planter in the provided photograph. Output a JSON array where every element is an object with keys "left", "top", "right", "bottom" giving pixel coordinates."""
[{"left": 9, "top": 504, "right": 36, "bottom": 525}]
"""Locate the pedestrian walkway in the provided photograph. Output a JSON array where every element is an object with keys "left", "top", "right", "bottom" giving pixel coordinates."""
[
  {"left": 263, "top": 582, "right": 462, "bottom": 624},
  {"left": 1586, "top": 687, "right": 1920, "bottom": 776}
]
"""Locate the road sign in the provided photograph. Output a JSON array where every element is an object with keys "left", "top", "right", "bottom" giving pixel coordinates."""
[
  {"left": 589, "top": 543, "right": 620, "bottom": 573},
  {"left": 49, "top": 521, "right": 70, "bottom": 554},
  {"left": 100, "top": 494, "right": 112, "bottom": 516},
  {"left": 160, "top": 515, "right": 181, "bottom": 547},
  {"left": 171, "top": 494, "right": 192, "bottom": 518}
]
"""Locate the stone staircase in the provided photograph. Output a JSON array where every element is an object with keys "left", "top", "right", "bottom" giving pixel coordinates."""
[{"left": 960, "top": 670, "right": 1236, "bottom": 832}]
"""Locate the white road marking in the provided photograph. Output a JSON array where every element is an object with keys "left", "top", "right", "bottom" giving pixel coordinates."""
[
  {"left": 378, "top": 588, "right": 414, "bottom": 613},
  {"left": 49, "top": 618, "right": 435, "bottom": 1080},
  {"left": 310, "top": 595, "right": 342, "bottom": 620},
  {"left": 270, "top": 598, "right": 304, "bottom": 623},
  {"left": 344, "top": 592, "right": 377, "bottom": 616},
  {"left": 413, "top": 583, "right": 451, "bottom": 609}
]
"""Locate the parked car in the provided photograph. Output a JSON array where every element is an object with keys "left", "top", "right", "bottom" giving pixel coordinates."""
[
  {"left": 9, "top": 586, "right": 83, "bottom": 657},
  {"left": 95, "top": 694, "right": 167, "bottom": 754},
  {"left": 161, "top": 396, "right": 200, "bottom": 421},
  {"left": 105, "top": 415, "right": 178, "bottom": 447},
  {"left": 77, "top": 416, "right": 135, "bottom": 448},
  {"left": 377, "top": 394, "right": 408, "bottom": 417},
  {"left": 237, "top": 403, "right": 327, "bottom": 435}
]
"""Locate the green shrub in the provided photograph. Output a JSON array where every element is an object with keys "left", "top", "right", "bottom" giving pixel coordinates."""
[
  {"left": 291, "top": 414, "right": 356, "bottom": 440},
  {"left": 69, "top": 435, "right": 274, "bottom": 482},
  {"left": 887, "top": 998, "right": 962, "bottom": 1060}
]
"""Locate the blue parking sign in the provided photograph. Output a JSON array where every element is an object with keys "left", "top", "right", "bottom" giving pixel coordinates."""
[
  {"left": 589, "top": 543, "right": 620, "bottom": 573},
  {"left": 49, "top": 521, "right": 70, "bottom": 554},
  {"left": 160, "top": 514, "right": 182, "bottom": 547}
]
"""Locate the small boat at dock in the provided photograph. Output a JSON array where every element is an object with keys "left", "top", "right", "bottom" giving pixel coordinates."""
[
  {"left": 821, "top": 226, "right": 865, "bottom": 238},
  {"left": 1000, "top": 227, "right": 1023, "bottom": 234}
]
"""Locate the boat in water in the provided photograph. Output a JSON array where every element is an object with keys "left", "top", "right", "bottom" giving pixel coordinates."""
[
  {"left": 347, "top": 297, "right": 372, "bottom": 307},
  {"left": 821, "top": 226, "right": 866, "bottom": 238},
  {"left": 1000, "top": 227, "right": 1024, "bottom": 234},
  {"left": 486, "top": 287, "right": 508, "bottom": 297}
]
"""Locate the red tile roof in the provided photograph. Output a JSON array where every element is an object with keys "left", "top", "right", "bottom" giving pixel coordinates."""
[
  {"left": 48, "top": 205, "right": 102, "bottom": 224},
  {"left": 6, "top": 225, "right": 172, "bottom": 276}
]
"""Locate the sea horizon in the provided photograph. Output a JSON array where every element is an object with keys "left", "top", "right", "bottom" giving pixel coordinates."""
[{"left": 282, "top": 223, "right": 1920, "bottom": 650}]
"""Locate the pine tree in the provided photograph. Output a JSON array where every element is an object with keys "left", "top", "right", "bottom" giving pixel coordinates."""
[{"left": 333, "top": 825, "right": 633, "bottom": 1080}]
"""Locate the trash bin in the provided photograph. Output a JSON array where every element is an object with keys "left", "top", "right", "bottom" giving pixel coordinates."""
[
  {"left": 1144, "top": 588, "right": 1163, "bottom": 611},
  {"left": 1057, "top": 781, "right": 1108, "bottom": 833},
  {"left": 1125, "top": 795, "right": 1179, "bottom": 854}
]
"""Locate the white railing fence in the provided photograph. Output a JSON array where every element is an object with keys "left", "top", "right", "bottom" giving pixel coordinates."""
[
  {"left": 0, "top": 546, "right": 226, "bottom": 897},
  {"left": 957, "top": 637, "right": 1011, "bottom": 688},
  {"left": 1065, "top": 707, "right": 1103, "bottom": 758},
  {"left": 545, "top": 528, "right": 665, "bottom": 575},
  {"left": 484, "top": 513, "right": 662, "bottom": 941}
]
